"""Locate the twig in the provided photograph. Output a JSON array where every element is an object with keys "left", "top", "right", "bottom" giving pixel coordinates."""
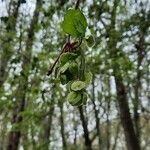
[{"left": 47, "top": 44, "right": 69, "bottom": 76}]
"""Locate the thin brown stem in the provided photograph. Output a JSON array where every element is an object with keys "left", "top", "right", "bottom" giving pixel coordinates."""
[{"left": 47, "top": 45, "right": 68, "bottom": 76}]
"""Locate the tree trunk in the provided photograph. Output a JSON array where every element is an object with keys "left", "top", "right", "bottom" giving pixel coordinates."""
[
  {"left": 106, "top": 99, "right": 111, "bottom": 150},
  {"left": 114, "top": 73, "right": 140, "bottom": 150},
  {"left": 133, "top": 16, "right": 148, "bottom": 143},
  {"left": 7, "top": 1, "right": 42, "bottom": 149},
  {"left": 43, "top": 105, "right": 55, "bottom": 149},
  {"left": 78, "top": 106, "right": 92, "bottom": 150},
  {"left": 59, "top": 103, "right": 67, "bottom": 149},
  {"left": 106, "top": 77, "right": 111, "bottom": 150},
  {"left": 91, "top": 77, "right": 101, "bottom": 148}
]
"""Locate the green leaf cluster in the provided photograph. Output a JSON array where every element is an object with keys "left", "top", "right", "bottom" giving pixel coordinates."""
[
  {"left": 67, "top": 71, "right": 92, "bottom": 106},
  {"left": 57, "top": 52, "right": 79, "bottom": 85},
  {"left": 55, "top": 51, "right": 92, "bottom": 106},
  {"left": 54, "top": 8, "right": 92, "bottom": 106}
]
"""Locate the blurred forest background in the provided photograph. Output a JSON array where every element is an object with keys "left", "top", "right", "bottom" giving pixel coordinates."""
[{"left": 0, "top": 0, "right": 150, "bottom": 150}]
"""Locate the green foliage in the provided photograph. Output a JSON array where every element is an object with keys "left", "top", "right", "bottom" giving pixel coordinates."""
[
  {"left": 71, "top": 80, "right": 86, "bottom": 91},
  {"left": 82, "top": 92, "right": 88, "bottom": 105},
  {"left": 61, "top": 9, "right": 87, "bottom": 37},
  {"left": 58, "top": 54, "right": 92, "bottom": 106},
  {"left": 56, "top": 5, "right": 92, "bottom": 105},
  {"left": 68, "top": 62, "right": 78, "bottom": 75},
  {"left": 55, "top": 49, "right": 92, "bottom": 106},
  {"left": 60, "top": 52, "right": 78, "bottom": 65},
  {"left": 84, "top": 72, "right": 93, "bottom": 86},
  {"left": 60, "top": 74, "right": 67, "bottom": 85},
  {"left": 53, "top": 5, "right": 91, "bottom": 107},
  {"left": 67, "top": 91, "right": 82, "bottom": 106},
  {"left": 59, "top": 62, "right": 70, "bottom": 74},
  {"left": 67, "top": 91, "right": 88, "bottom": 106}
]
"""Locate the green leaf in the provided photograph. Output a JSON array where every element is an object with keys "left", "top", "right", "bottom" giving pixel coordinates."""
[
  {"left": 59, "top": 62, "right": 70, "bottom": 74},
  {"left": 84, "top": 72, "right": 92, "bottom": 86},
  {"left": 69, "top": 62, "right": 78, "bottom": 75},
  {"left": 67, "top": 91, "right": 82, "bottom": 106},
  {"left": 85, "top": 35, "right": 95, "bottom": 47},
  {"left": 67, "top": 91, "right": 88, "bottom": 106},
  {"left": 82, "top": 92, "right": 88, "bottom": 105},
  {"left": 59, "top": 69, "right": 75, "bottom": 84},
  {"left": 66, "top": 81, "right": 73, "bottom": 91},
  {"left": 72, "top": 98, "right": 83, "bottom": 106},
  {"left": 71, "top": 81, "right": 86, "bottom": 91},
  {"left": 60, "top": 52, "right": 78, "bottom": 65},
  {"left": 60, "top": 74, "right": 67, "bottom": 85},
  {"left": 61, "top": 9, "right": 87, "bottom": 37}
]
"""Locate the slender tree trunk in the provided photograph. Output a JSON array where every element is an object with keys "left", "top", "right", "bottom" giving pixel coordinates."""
[
  {"left": 41, "top": 87, "right": 55, "bottom": 149},
  {"left": 133, "top": 39, "right": 143, "bottom": 145},
  {"left": 106, "top": 98, "right": 110, "bottom": 150},
  {"left": 105, "top": 77, "right": 111, "bottom": 150},
  {"left": 73, "top": 126, "right": 77, "bottom": 146},
  {"left": 7, "top": 1, "right": 42, "bottom": 149},
  {"left": 133, "top": 20, "right": 147, "bottom": 144},
  {"left": 91, "top": 77, "right": 101, "bottom": 148},
  {"left": 114, "top": 73, "right": 140, "bottom": 150},
  {"left": 43, "top": 105, "right": 55, "bottom": 149},
  {"left": 78, "top": 106, "right": 93, "bottom": 150},
  {"left": 59, "top": 103, "right": 67, "bottom": 150}
]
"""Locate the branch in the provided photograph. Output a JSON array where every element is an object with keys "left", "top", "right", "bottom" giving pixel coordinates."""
[{"left": 47, "top": 44, "right": 69, "bottom": 76}]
